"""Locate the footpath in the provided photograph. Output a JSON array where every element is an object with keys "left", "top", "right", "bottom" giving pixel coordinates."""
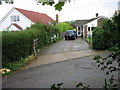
[{"left": 27, "top": 50, "right": 106, "bottom": 68}]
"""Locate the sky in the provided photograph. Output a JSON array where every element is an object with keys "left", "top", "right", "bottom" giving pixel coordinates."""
[{"left": 0, "top": 0, "right": 119, "bottom": 22}]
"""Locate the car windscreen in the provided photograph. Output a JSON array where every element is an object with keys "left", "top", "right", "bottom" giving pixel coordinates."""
[{"left": 65, "top": 31, "right": 73, "bottom": 34}]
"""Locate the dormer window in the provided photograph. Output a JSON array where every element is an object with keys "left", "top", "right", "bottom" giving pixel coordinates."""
[{"left": 11, "top": 15, "right": 19, "bottom": 22}]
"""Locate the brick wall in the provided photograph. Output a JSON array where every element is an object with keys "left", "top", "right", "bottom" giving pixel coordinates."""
[{"left": 97, "top": 18, "right": 105, "bottom": 28}]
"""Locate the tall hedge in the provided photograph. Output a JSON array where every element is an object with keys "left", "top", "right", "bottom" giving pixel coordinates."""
[
  {"left": 92, "top": 14, "right": 120, "bottom": 50},
  {"left": 92, "top": 28, "right": 110, "bottom": 50},
  {"left": 2, "top": 23, "right": 60, "bottom": 67}
]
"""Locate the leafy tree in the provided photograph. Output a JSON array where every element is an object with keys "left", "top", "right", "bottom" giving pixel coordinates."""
[
  {"left": 55, "top": 22, "right": 74, "bottom": 32},
  {"left": 0, "top": 0, "right": 74, "bottom": 11}
]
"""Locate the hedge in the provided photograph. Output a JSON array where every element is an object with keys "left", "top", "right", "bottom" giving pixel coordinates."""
[
  {"left": 92, "top": 28, "right": 110, "bottom": 50},
  {"left": 2, "top": 23, "right": 60, "bottom": 67},
  {"left": 92, "top": 28, "right": 119, "bottom": 50}
]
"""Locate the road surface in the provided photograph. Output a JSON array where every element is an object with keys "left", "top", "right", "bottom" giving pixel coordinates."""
[{"left": 2, "top": 38, "right": 118, "bottom": 88}]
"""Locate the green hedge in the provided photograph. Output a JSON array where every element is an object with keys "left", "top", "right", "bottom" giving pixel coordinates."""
[
  {"left": 92, "top": 28, "right": 118, "bottom": 50},
  {"left": 92, "top": 28, "right": 112, "bottom": 50},
  {"left": 2, "top": 23, "right": 60, "bottom": 67}
]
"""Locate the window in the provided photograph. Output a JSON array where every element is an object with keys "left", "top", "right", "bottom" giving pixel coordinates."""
[
  {"left": 11, "top": 16, "right": 19, "bottom": 22},
  {"left": 73, "top": 31, "right": 75, "bottom": 33},
  {"left": 88, "top": 27, "right": 90, "bottom": 31}
]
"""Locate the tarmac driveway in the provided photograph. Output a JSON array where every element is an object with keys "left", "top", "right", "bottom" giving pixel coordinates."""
[
  {"left": 2, "top": 37, "right": 118, "bottom": 88},
  {"left": 28, "top": 37, "right": 105, "bottom": 68}
]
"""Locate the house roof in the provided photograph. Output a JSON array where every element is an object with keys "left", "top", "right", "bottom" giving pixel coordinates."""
[
  {"left": 15, "top": 8, "right": 54, "bottom": 24},
  {"left": 72, "top": 17, "right": 98, "bottom": 27},
  {"left": 12, "top": 23, "right": 22, "bottom": 29},
  {"left": 8, "top": 23, "right": 22, "bottom": 30},
  {"left": 115, "top": 10, "right": 120, "bottom": 15},
  {"left": 73, "top": 20, "right": 90, "bottom": 27}
]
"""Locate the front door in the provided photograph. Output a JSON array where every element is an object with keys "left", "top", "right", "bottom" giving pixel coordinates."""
[{"left": 77, "top": 26, "right": 83, "bottom": 36}]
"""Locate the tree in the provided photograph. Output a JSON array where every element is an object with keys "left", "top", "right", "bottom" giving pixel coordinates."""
[
  {"left": 0, "top": 0, "right": 74, "bottom": 11},
  {"left": 56, "top": 22, "right": 74, "bottom": 32}
]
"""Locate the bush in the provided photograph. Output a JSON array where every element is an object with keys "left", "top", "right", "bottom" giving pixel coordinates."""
[
  {"left": 2, "top": 23, "right": 60, "bottom": 68},
  {"left": 2, "top": 31, "right": 32, "bottom": 64},
  {"left": 92, "top": 28, "right": 105, "bottom": 50},
  {"left": 92, "top": 15, "right": 120, "bottom": 50}
]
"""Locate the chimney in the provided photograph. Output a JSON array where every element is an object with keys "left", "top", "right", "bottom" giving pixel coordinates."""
[
  {"left": 96, "top": 13, "right": 99, "bottom": 17},
  {"left": 56, "top": 14, "right": 59, "bottom": 22}
]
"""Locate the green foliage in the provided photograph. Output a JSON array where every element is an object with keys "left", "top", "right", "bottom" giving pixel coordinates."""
[
  {"left": 2, "top": 23, "right": 60, "bottom": 69},
  {"left": 2, "top": 55, "right": 35, "bottom": 77},
  {"left": 50, "top": 82, "right": 90, "bottom": 90},
  {"left": 2, "top": 30, "right": 32, "bottom": 63},
  {"left": 112, "top": 14, "right": 120, "bottom": 30},
  {"left": 93, "top": 47, "right": 120, "bottom": 75},
  {"left": 76, "top": 82, "right": 90, "bottom": 89},
  {"left": 92, "top": 14, "right": 120, "bottom": 50},
  {"left": 93, "top": 55, "right": 101, "bottom": 60},
  {"left": 0, "top": 0, "right": 73, "bottom": 11},
  {"left": 54, "top": 2, "right": 65, "bottom": 11},
  {"left": 38, "top": 0, "right": 72, "bottom": 11},
  {"left": 0, "top": 0, "right": 14, "bottom": 4},
  {"left": 92, "top": 28, "right": 108, "bottom": 50},
  {"left": 38, "top": 0, "right": 55, "bottom": 6},
  {"left": 55, "top": 22, "right": 74, "bottom": 32},
  {"left": 103, "top": 75, "right": 117, "bottom": 89},
  {"left": 93, "top": 46, "right": 120, "bottom": 89},
  {"left": 86, "top": 37, "right": 92, "bottom": 45},
  {"left": 50, "top": 83, "right": 64, "bottom": 90}
]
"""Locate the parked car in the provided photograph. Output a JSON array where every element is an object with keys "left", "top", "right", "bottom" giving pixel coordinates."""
[{"left": 65, "top": 30, "right": 77, "bottom": 40}]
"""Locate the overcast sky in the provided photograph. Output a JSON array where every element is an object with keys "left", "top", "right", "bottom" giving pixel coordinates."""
[{"left": 0, "top": 0, "right": 119, "bottom": 22}]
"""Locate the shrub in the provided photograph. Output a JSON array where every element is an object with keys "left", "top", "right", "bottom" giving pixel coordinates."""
[
  {"left": 2, "top": 23, "right": 60, "bottom": 68},
  {"left": 2, "top": 31, "right": 32, "bottom": 64},
  {"left": 92, "top": 15, "right": 120, "bottom": 50},
  {"left": 92, "top": 28, "right": 106, "bottom": 50}
]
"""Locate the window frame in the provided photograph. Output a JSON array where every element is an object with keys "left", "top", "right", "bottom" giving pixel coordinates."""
[
  {"left": 88, "top": 27, "right": 91, "bottom": 31},
  {"left": 11, "top": 15, "right": 20, "bottom": 22}
]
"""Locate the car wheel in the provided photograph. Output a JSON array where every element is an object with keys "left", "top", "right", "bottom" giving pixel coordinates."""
[
  {"left": 65, "top": 37, "right": 67, "bottom": 40},
  {"left": 74, "top": 37, "right": 76, "bottom": 40}
]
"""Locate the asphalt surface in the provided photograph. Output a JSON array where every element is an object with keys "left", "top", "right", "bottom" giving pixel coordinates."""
[
  {"left": 2, "top": 53, "right": 118, "bottom": 88},
  {"left": 27, "top": 37, "right": 97, "bottom": 68},
  {"left": 39, "top": 37, "right": 90, "bottom": 55},
  {"left": 2, "top": 37, "right": 119, "bottom": 88}
]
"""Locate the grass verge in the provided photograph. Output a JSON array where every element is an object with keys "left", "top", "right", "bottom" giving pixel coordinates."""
[{"left": 2, "top": 55, "right": 36, "bottom": 77}]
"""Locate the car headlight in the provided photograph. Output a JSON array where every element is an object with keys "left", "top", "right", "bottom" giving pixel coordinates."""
[{"left": 69, "top": 34, "right": 72, "bottom": 36}]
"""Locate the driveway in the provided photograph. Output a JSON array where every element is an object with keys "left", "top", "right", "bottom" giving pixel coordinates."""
[
  {"left": 28, "top": 37, "right": 104, "bottom": 68},
  {"left": 39, "top": 37, "right": 90, "bottom": 55},
  {"left": 3, "top": 37, "right": 118, "bottom": 88}
]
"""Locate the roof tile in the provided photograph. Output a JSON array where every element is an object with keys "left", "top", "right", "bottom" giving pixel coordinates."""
[{"left": 15, "top": 8, "right": 54, "bottom": 24}]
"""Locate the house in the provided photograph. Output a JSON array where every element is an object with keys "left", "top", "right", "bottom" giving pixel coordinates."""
[
  {"left": 114, "top": 10, "right": 120, "bottom": 15},
  {"left": 0, "top": 7, "right": 54, "bottom": 31},
  {"left": 73, "top": 15, "right": 105, "bottom": 38}
]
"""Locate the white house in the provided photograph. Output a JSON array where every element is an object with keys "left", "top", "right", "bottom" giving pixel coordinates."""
[
  {"left": 83, "top": 16, "right": 105, "bottom": 38},
  {"left": 73, "top": 16, "right": 105, "bottom": 38},
  {"left": 0, "top": 7, "right": 54, "bottom": 31}
]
